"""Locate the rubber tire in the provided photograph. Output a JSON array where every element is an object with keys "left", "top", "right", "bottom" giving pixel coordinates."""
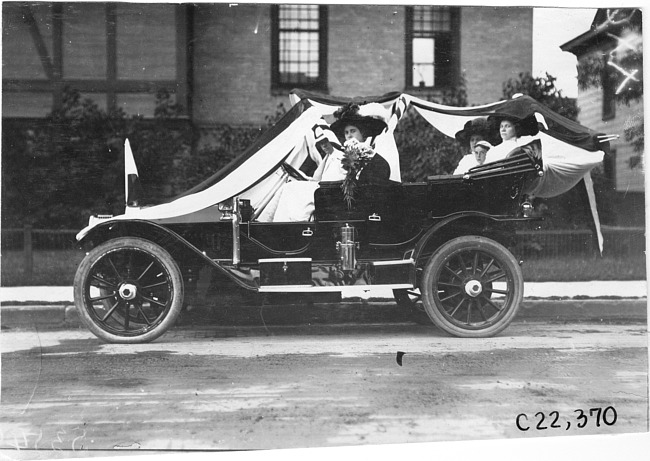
[
  {"left": 74, "top": 237, "right": 184, "bottom": 344},
  {"left": 421, "top": 236, "right": 523, "bottom": 338}
]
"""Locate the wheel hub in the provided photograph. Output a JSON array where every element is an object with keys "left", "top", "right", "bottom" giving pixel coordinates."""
[
  {"left": 118, "top": 283, "right": 137, "bottom": 300},
  {"left": 464, "top": 280, "right": 483, "bottom": 297}
]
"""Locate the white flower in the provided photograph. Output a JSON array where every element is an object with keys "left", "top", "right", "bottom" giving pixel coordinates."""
[{"left": 343, "top": 138, "right": 361, "bottom": 149}]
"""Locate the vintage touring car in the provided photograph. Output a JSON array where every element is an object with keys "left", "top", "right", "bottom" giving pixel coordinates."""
[{"left": 73, "top": 91, "right": 609, "bottom": 343}]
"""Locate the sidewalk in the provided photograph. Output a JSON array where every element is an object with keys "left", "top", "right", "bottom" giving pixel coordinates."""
[{"left": 1, "top": 282, "right": 647, "bottom": 331}]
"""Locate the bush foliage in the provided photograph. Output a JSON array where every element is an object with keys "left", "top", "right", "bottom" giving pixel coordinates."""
[
  {"left": 2, "top": 88, "right": 193, "bottom": 228},
  {"left": 502, "top": 72, "right": 579, "bottom": 120},
  {"left": 1, "top": 88, "right": 273, "bottom": 229},
  {"left": 170, "top": 104, "right": 286, "bottom": 193},
  {"left": 3, "top": 90, "right": 126, "bottom": 229},
  {"left": 395, "top": 80, "right": 469, "bottom": 181}
]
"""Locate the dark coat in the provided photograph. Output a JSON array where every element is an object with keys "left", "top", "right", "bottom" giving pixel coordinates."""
[{"left": 358, "top": 153, "right": 391, "bottom": 185}]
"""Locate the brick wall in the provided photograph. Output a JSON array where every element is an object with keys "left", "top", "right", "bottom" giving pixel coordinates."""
[
  {"left": 460, "top": 7, "right": 533, "bottom": 105},
  {"left": 328, "top": 5, "right": 405, "bottom": 96},
  {"left": 192, "top": 5, "right": 534, "bottom": 125},
  {"left": 192, "top": 4, "right": 282, "bottom": 127},
  {"left": 193, "top": 4, "right": 407, "bottom": 126}
]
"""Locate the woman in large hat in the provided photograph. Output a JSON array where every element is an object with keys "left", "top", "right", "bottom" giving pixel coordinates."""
[
  {"left": 330, "top": 102, "right": 388, "bottom": 140},
  {"left": 330, "top": 102, "right": 391, "bottom": 185},
  {"left": 454, "top": 118, "right": 494, "bottom": 153},
  {"left": 271, "top": 102, "right": 391, "bottom": 221},
  {"left": 484, "top": 113, "right": 540, "bottom": 163}
]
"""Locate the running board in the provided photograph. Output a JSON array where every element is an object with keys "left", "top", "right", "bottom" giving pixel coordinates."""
[{"left": 258, "top": 283, "right": 413, "bottom": 293}]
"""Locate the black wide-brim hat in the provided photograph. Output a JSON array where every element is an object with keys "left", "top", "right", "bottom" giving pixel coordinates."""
[
  {"left": 454, "top": 117, "right": 492, "bottom": 145},
  {"left": 330, "top": 103, "right": 389, "bottom": 140},
  {"left": 488, "top": 113, "right": 540, "bottom": 137}
]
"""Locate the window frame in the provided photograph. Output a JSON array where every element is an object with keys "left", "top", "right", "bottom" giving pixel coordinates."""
[
  {"left": 405, "top": 5, "right": 460, "bottom": 91},
  {"left": 270, "top": 4, "right": 328, "bottom": 93}
]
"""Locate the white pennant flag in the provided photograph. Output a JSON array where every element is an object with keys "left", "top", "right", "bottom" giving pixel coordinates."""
[{"left": 124, "top": 138, "right": 142, "bottom": 208}]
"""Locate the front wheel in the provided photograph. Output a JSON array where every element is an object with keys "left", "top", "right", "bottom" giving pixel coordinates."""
[
  {"left": 420, "top": 236, "right": 523, "bottom": 338},
  {"left": 73, "top": 237, "right": 184, "bottom": 343}
]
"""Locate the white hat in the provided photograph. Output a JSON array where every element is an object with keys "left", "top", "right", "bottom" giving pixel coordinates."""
[{"left": 475, "top": 140, "right": 493, "bottom": 150}]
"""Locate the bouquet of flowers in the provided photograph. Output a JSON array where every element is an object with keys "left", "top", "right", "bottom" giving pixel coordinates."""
[{"left": 340, "top": 138, "right": 375, "bottom": 209}]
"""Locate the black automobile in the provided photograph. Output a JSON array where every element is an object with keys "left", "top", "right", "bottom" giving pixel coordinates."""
[{"left": 73, "top": 91, "right": 608, "bottom": 343}]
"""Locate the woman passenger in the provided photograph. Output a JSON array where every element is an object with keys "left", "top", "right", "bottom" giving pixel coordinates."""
[
  {"left": 329, "top": 102, "right": 391, "bottom": 185},
  {"left": 271, "top": 102, "right": 390, "bottom": 221},
  {"left": 484, "top": 114, "right": 540, "bottom": 163},
  {"left": 452, "top": 117, "right": 495, "bottom": 174}
]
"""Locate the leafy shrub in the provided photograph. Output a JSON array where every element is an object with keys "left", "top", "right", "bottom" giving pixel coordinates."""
[
  {"left": 395, "top": 79, "right": 469, "bottom": 181},
  {"left": 2, "top": 89, "right": 127, "bottom": 229},
  {"left": 171, "top": 125, "right": 262, "bottom": 194},
  {"left": 170, "top": 103, "right": 287, "bottom": 193},
  {"left": 503, "top": 72, "right": 579, "bottom": 120},
  {"left": 127, "top": 89, "right": 193, "bottom": 203},
  {"left": 1, "top": 90, "right": 286, "bottom": 229}
]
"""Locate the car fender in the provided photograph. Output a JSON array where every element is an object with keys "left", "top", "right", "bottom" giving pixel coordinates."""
[
  {"left": 76, "top": 219, "right": 257, "bottom": 290},
  {"left": 412, "top": 211, "right": 522, "bottom": 266}
]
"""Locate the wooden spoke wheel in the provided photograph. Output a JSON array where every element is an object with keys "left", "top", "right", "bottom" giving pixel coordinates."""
[
  {"left": 420, "top": 236, "right": 523, "bottom": 338},
  {"left": 74, "top": 237, "right": 183, "bottom": 343}
]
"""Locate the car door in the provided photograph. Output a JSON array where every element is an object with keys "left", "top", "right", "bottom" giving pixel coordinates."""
[
  {"left": 356, "top": 183, "right": 424, "bottom": 247},
  {"left": 243, "top": 222, "right": 317, "bottom": 260}
]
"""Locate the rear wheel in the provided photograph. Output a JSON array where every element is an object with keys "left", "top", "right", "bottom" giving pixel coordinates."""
[
  {"left": 74, "top": 237, "right": 184, "bottom": 343},
  {"left": 420, "top": 236, "right": 523, "bottom": 338}
]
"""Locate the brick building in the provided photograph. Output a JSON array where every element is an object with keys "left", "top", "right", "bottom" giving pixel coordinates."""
[
  {"left": 2, "top": 3, "right": 533, "bottom": 129},
  {"left": 561, "top": 8, "right": 644, "bottom": 226}
]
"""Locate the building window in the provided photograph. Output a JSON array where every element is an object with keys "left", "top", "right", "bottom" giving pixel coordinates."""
[
  {"left": 271, "top": 4, "right": 327, "bottom": 92},
  {"left": 406, "top": 6, "right": 459, "bottom": 89},
  {"left": 602, "top": 64, "right": 616, "bottom": 120}
]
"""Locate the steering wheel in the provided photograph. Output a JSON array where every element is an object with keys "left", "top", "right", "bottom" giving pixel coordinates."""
[{"left": 281, "top": 162, "right": 307, "bottom": 181}]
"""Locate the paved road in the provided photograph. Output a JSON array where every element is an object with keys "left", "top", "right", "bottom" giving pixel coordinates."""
[{"left": 1, "top": 321, "right": 647, "bottom": 457}]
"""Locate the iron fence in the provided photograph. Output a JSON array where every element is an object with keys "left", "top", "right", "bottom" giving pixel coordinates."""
[
  {"left": 1, "top": 225, "right": 646, "bottom": 279},
  {"left": 1, "top": 226, "right": 80, "bottom": 251},
  {"left": 514, "top": 226, "right": 646, "bottom": 259}
]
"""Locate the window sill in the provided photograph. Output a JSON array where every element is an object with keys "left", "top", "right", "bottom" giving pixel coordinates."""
[
  {"left": 271, "top": 84, "right": 329, "bottom": 97},
  {"left": 602, "top": 112, "right": 616, "bottom": 122},
  {"left": 405, "top": 86, "right": 447, "bottom": 97}
]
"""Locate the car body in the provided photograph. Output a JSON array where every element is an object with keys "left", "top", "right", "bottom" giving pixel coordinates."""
[{"left": 73, "top": 91, "right": 608, "bottom": 343}]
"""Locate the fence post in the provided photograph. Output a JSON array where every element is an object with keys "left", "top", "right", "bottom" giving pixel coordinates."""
[{"left": 24, "top": 224, "right": 33, "bottom": 280}]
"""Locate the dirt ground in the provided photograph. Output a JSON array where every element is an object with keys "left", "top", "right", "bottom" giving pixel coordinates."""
[{"left": 0, "top": 322, "right": 648, "bottom": 457}]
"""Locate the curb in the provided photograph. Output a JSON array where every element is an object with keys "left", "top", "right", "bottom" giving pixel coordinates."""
[
  {"left": 1, "top": 299, "right": 647, "bottom": 330},
  {"left": 1, "top": 304, "right": 78, "bottom": 328},
  {"left": 518, "top": 299, "right": 648, "bottom": 322}
]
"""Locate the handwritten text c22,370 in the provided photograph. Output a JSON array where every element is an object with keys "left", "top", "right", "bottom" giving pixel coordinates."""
[{"left": 516, "top": 406, "right": 618, "bottom": 432}]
